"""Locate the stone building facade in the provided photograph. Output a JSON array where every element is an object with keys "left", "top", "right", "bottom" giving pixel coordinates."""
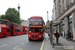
[
  {"left": 52, "top": 0, "right": 75, "bottom": 40},
  {"left": 21, "top": 20, "right": 29, "bottom": 27}
]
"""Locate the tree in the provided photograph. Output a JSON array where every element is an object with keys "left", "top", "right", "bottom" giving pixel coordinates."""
[
  {"left": 0, "top": 15, "right": 6, "bottom": 19},
  {"left": 0, "top": 15, "right": 1, "bottom": 19},
  {"left": 5, "top": 8, "right": 22, "bottom": 24}
]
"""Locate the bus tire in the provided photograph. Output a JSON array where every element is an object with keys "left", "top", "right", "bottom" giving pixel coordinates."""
[
  {"left": 3, "top": 34, "right": 6, "bottom": 38},
  {"left": 41, "top": 36, "right": 44, "bottom": 41},
  {"left": 21, "top": 33, "right": 22, "bottom": 35},
  {"left": 29, "top": 38, "right": 32, "bottom": 41},
  {"left": 16, "top": 33, "right": 17, "bottom": 36}
]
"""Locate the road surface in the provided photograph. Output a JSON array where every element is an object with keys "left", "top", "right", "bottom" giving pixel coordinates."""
[{"left": 0, "top": 34, "right": 43, "bottom": 50}]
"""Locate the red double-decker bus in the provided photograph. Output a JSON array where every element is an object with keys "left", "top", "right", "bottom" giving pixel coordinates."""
[
  {"left": 28, "top": 16, "right": 45, "bottom": 41},
  {"left": 0, "top": 19, "right": 11, "bottom": 37},
  {"left": 11, "top": 23, "right": 23, "bottom": 36}
]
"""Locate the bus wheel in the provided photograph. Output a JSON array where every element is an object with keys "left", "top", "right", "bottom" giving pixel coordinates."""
[
  {"left": 21, "top": 33, "right": 22, "bottom": 35},
  {"left": 3, "top": 34, "right": 6, "bottom": 38},
  {"left": 16, "top": 33, "right": 17, "bottom": 36},
  {"left": 41, "top": 36, "right": 44, "bottom": 41},
  {"left": 29, "top": 38, "right": 32, "bottom": 41}
]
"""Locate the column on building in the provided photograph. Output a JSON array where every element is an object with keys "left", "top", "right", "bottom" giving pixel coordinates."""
[
  {"left": 54, "top": 3, "right": 56, "bottom": 20},
  {"left": 56, "top": 0, "right": 59, "bottom": 18},
  {"left": 64, "top": 17, "right": 69, "bottom": 34},
  {"left": 72, "top": 11, "right": 75, "bottom": 40},
  {"left": 54, "top": 1, "right": 56, "bottom": 20},
  {"left": 64, "top": 0, "right": 67, "bottom": 10},
  {"left": 63, "top": 0, "right": 65, "bottom": 12},
  {"left": 55, "top": 10, "right": 57, "bottom": 20},
  {"left": 60, "top": 0, "right": 63, "bottom": 14}
]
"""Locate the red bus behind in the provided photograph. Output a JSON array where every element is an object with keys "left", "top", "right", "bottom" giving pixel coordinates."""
[
  {"left": 11, "top": 23, "right": 23, "bottom": 36},
  {"left": 0, "top": 19, "right": 11, "bottom": 37}
]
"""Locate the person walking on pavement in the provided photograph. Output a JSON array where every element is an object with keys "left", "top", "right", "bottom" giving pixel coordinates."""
[
  {"left": 54, "top": 30, "right": 60, "bottom": 44},
  {"left": 66, "top": 30, "right": 68, "bottom": 39},
  {"left": 71, "top": 32, "right": 73, "bottom": 40},
  {"left": 62, "top": 30, "right": 65, "bottom": 38},
  {"left": 67, "top": 31, "right": 71, "bottom": 40},
  {"left": 66, "top": 30, "right": 71, "bottom": 40}
]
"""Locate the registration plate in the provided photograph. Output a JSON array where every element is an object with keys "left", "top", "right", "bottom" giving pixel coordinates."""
[{"left": 33, "top": 22, "right": 38, "bottom": 25}]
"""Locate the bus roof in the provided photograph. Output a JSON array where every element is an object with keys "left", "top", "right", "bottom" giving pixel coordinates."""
[
  {"left": 30, "top": 16, "right": 42, "bottom": 18},
  {"left": 0, "top": 19, "right": 10, "bottom": 22},
  {"left": 11, "top": 22, "right": 22, "bottom": 26}
]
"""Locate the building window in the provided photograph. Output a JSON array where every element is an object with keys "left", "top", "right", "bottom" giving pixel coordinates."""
[
  {"left": 68, "top": 15, "right": 73, "bottom": 33},
  {"left": 7, "top": 29, "right": 11, "bottom": 32}
]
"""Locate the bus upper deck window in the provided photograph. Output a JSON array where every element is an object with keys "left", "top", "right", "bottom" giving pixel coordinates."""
[
  {"left": 7, "top": 22, "right": 9, "bottom": 25},
  {"left": 36, "top": 18, "right": 41, "bottom": 21},
  {"left": 0, "top": 20, "right": 2, "bottom": 24},
  {"left": 31, "top": 18, "right": 35, "bottom": 21}
]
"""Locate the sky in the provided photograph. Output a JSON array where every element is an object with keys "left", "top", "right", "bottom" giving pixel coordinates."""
[{"left": 0, "top": 0, "right": 53, "bottom": 23}]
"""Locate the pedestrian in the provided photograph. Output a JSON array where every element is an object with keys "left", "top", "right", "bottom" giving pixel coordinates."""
[
  {"left": 65, "top": 30, "right": 68, "bottom": 39},
  {"left": 67, "top": 31, "right": 71, "bottom": 40},
  {"left": 71, "top": 32, "right": 73, "bottom": 40},
  {"left": 62, "top": 30, "right": 65, "bottom": 38},
  {"left": 54, "top": 30, "right": 60, "bottom": 44}
]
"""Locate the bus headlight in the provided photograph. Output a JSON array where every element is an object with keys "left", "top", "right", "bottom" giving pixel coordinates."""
[
  {"left": 39, "top": 35, "right": 41, "bottom": 37},
  {"left": 30, "top": 31, "right": 31, "bottom": 32},
  {"left": 29, "top": 35, "right": 31, "bottom": 37}
]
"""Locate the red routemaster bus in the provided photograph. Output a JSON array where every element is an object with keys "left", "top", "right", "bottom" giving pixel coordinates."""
[
  {"left": 0, "top": 19, "right": 11, "bottom": 37},
  {"left": 11, "top": 23, "right": 23, "bottom": 36},
  {"left": 28, "top": 16, "right": 45, "bottom": 41}
]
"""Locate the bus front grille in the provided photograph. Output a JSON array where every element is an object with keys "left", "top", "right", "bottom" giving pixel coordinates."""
[{"left": 32, "top": 34, "right": 38, "bottom": 39}]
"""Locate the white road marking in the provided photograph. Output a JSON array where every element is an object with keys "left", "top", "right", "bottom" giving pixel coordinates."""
[
  {"left": 15, "top": 48, "right": 23, "bottom": 50},
  {"left": 13, "top": 46, "right": 18, "bottom": 49},
  {"left": 0, "top": 44, "right": 7, "bottom": 48},
  {"left": 21, "top": 43, "right": 24, "bottom": 45}
]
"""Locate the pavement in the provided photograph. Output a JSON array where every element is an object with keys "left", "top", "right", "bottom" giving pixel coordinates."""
[{"left": 43, "top": 33, "right": 75, "bottom": 50}]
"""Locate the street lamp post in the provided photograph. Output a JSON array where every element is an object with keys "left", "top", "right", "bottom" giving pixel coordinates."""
[
  {"left": 47, "top": 11, "right": 49, "bottom": 21},
  {"left": 47, "top": 11, "right": 49, "bottom": 29}
]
